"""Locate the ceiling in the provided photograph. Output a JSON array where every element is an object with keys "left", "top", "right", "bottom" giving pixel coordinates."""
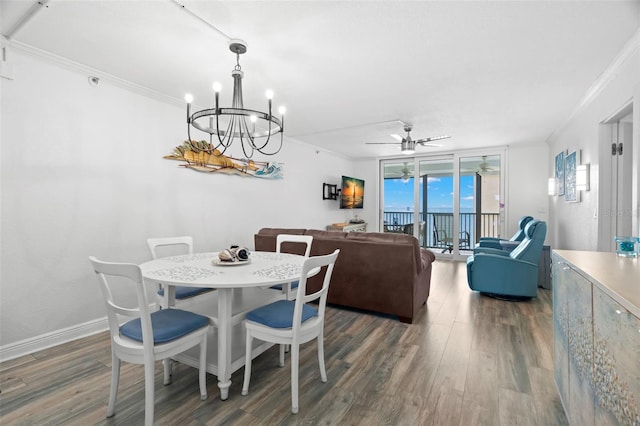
[{"left": 2, "top": 1, "right": 639, "bottom": 159}]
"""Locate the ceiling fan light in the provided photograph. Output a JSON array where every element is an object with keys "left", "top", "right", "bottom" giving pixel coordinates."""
[{"left": 401, "top": 140, "right": 416, "bottom": 155}]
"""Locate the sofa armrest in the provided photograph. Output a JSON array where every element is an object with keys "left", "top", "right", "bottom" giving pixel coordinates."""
[{"left": 419, "top": 248, "right": 436, "bottom": 273}]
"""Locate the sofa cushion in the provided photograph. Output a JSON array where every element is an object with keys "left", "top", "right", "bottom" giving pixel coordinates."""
[
  {"left": 345, "top": 231, "right": 413, "bottom": 244},
  {"left": 304, "top": 229, "right": 348, "bottom": 239},
  {"left": 257, "top": 228, "right": 306, "bottom": 236},
  {"left": 347, "top": 232, "right": 423, "bottom": 273},
  {"left": 255, "top": 228, "right": 308, "bottom": 253}
]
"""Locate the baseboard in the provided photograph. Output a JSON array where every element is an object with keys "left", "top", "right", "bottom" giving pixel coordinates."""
[{"left": 0, "top": 317, "right": 109, "bottom": 362}]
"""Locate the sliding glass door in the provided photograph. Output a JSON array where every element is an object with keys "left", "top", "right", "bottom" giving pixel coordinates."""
[
  {"left": 381, "top": 161, "right": 415, "bottom": 234},
  {"left": 458, "top": 154, "right": 503, "bottom": 255},
  {"left": 419, "top": 157, "right": 454, "bottom": 255},
  {"left": 381, "top": 150, "right": 505, "bottom": 259}
]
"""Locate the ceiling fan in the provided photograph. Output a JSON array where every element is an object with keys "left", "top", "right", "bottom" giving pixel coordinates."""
[
  {"left": 477, "top": 156, "right": 497, "bottom": 175},
  {"left": 366, "top": 125, "right": 450, "bottom": 154},
  {"left": 385, "top": 162, "right": 413, "bottom": 182}
]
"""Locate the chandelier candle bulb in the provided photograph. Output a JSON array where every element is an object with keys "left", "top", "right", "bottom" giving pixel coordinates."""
[
  {"left": 184, "top": 94, "right": 193, "bottom": 129},
  {"left": 279, "top": 107, "right": 285, "bottom": 131},
  {"left": 250, "top": 115, "right": 257, "bottom": 134}
]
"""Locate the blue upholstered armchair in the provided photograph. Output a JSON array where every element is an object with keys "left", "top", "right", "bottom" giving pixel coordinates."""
[
  {"left": 475, "top": 215, "right": 534, "bottom": 250},
  {"left": 466, "top": 220, "right": 547, "bottom": 299}
]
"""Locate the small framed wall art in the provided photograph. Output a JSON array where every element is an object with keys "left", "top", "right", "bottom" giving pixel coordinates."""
[
  {"left": 564, "top": 150, "right": 579, "bottom": 203},
  {"left": 554, "top": 150, "right": 565, "bottom": 196}
]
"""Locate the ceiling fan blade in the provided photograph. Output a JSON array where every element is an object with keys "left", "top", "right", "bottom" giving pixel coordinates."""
[
  {"left": 417, "top": 142, "right": 444, "bottom": 147},
  {"left": 390, "top": 134, "right": 403, "bottom": 141},
  {"left": 365, "top": 142, "right": 402, "bottom": 145},
  {"left": 414, "top": 135, "right": 451, "bottom": 144}
]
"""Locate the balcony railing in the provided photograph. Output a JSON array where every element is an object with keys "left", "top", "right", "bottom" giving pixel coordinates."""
[{"left": 382, "top": 211, "right": 501, "bottom": 251}]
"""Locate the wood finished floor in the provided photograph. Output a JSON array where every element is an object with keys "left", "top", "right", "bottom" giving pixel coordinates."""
[{"left": 0, "top": 260, "right": 568, "bottom": 425}]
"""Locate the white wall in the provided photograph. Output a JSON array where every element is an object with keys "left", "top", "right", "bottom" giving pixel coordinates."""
[
  {"left": 547, "top": 35, "right": 640, "bottom": 251},
  {"left": 506, "top": 144, "right": 550, "bottom": 238},
  {"left": 0, "top": 49, "right": 355, "bottom": 352},
  {"left": 353, "top": 158, "right": 379, "bottom": 227}
]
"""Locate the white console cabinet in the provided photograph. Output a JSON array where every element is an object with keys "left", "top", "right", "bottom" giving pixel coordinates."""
[{"left": 552, "top": 250, "right": 639, "bottom": 426}]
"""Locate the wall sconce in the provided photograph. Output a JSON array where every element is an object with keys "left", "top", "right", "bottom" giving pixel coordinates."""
[
  {"left": 323, "top": 183, "right": 340, "bottom": 200},
  {"left": 576, "top": 164, "right": 590, "bottom": 191},
  {"left": 548, "top": 178, "right": 556, "bottom": 196}
]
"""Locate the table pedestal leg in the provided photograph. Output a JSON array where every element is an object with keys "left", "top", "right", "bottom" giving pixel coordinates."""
[{"left": 217, "top": 288, "right": 233, "bottom": 400}]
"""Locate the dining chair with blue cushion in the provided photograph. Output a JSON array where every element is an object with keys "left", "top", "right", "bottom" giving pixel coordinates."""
[
  {"left": 466, "top": 220, "right": 546, "bottom": 299},
  {"left": 147, "top": 236, "right": 215, "bottom": 308},
  {"left": 475, "top": 215, "right": 534, "bottom": 250},
  {"left": 269, "top": 234, "right": 313, "bottom": 300},
  {"left": 242, "top": 249, "right": 340, "bottom": 414},
  {"left": 89, "top": 257, "right": 209, "bottom": 426}
]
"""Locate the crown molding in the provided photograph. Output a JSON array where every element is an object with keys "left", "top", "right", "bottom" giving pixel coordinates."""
[
  {"left": 547, "top": 28, "right": 640, "bottom": 144},
  {"left": 3, "top": 39, "right": 184, "bottom": 108}
]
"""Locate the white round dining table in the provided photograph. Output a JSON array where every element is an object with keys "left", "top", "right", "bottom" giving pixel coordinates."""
[{"left": 140, "top": 251, "right": 311, "bottom": 400}]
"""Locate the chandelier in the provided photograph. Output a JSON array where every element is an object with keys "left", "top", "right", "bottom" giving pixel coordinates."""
[{"left": 184, "top": 39, "right": 285, "bottom": 158}]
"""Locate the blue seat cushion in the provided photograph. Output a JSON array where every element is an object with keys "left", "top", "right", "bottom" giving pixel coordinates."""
[
  {"left": 157, "top": 286, "right": 214, "bottom": 299},
  {"left": 246, "top": 300, "right": 317, "bottom": 329},
  {"left": 120, "top": 309, "right": 209, "bottom": 344},
  {"left": 270, "top": 280, "right": 299, "bottom": 291}
]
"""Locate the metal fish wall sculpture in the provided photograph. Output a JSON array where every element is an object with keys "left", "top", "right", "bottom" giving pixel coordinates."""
[{"left": 164, "top": 140, "right": 283, "bottom": 179}]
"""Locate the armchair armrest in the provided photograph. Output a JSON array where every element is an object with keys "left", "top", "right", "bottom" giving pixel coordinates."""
[
  {"left": 498, "top": 241, "right": 520, "bottom": 252},
  {"left": 472, "top": 247, "right": 510, "bottom": 256},
  {"left": 476, "top": 238, "right": 504, "bottom": 250},
  {"left": 478, "top": 237, "right": 503, "bottom": 243}
]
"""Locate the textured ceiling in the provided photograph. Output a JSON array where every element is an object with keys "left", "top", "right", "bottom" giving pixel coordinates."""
[{"left": 2, "top": 0, "right": 639, "bottom": 159}]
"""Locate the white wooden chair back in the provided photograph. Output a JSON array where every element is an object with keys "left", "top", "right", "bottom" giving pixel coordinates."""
[
  {"left": 276, "top": 234, "right": 313, "bottom": 257},
  {"left": 147, "top": 236, "right": 193, "bottom": 259},
  {"left": 273, "top": 234, "right": 314, "bottom": 300},
  {"left": 89, "top": 257, "right": 154, "bottom": 352},
  {"left": 292, "top": 249, "right": 339, "bottom": 336}
]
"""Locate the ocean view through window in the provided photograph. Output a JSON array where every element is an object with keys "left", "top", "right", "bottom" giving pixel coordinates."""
[{"left": 381, "top": 153, "right": 504, "bottom": 256}]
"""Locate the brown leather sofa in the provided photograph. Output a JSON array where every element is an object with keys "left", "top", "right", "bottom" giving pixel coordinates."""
[{"left": 254, "top": 228, "right": 436, "bottom": 323}]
